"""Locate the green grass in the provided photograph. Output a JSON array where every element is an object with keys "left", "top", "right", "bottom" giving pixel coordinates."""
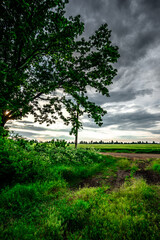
[
  {"left": 71, "top": 143, "right": 160, "bottom": 153},
  {"left": 146, "top": 159, "right": 160, "bottom": 174},
  {"left": 0, "top": 137, "right": 160, "bottom": 239}
]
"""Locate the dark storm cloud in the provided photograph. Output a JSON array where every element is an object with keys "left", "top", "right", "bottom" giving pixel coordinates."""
[
  {"left": 116, "top": 0, "right": 130, "bottom": 9},
  {"left": 119, "top": 30, "right": 159, "bottom": 67},
  {"left": 84, "top": 110, "right": 160, "bottom": 131},
  {"left": 66, "top": 0, "right": 160, "bottom": 67},
  {"left": 112, "top": 0, "right": 160, "bottom": 66},
  {"left": 140, "top": 0, "right": 160, "bottom": 20},
  {"left": 88, "top": 88, "right": 153, "bottom": 105},
  {"left": 65, "top": 0, "right": 107, "bottom": 37},
  {"left": 108, "top": 89, "right": 153, "bottom": 103}
]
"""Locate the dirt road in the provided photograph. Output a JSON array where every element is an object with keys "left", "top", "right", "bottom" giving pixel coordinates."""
[{"left": 100, "top": 152, "right": 160, "bottom": 160}]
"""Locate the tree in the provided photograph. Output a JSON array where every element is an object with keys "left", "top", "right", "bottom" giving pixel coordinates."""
[
  {"left": 0, "top": 0, "right": 83, "bottom": 127},
  {"left": 0, "top": 0, "right": 120, "bottom": 133},
  {"left": 49, "top": 24, "right": 120, "bottom": 146}
]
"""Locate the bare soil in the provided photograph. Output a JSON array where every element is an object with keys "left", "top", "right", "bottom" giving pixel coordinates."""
[
  {"left": 100, "top": 152, "right": 160, "bottom": 160},
  {"left": 77, "top": 169, "right": 160, "bottom": 190},
  {"left": 134, "top": 170, "right": 160, "bottom": 184},
  {"left": 78, "top": 170, "right": 131, "bottom": 190},
  {"left": 76, "top": 153, "right": 160, "bottom": 190}
]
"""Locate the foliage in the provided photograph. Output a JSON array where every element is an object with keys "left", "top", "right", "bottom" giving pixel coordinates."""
[
  {"left": 147, "top": 159, "right": 160, "bottom": 174},
  {"left": 0, "top": 138, "right": 49, "bottom": 186},
  {"left": 0, "top": 0, "right": 83, "bottom": 126},
  {"left": 52, "top": 139, "right": 69, "bottom": 148},
  {"left": 0, "top": 0, "right": 119, "bottom": 132},
  {"left": 152, "top": 162, "right": 160, "bottom": 174},
  {"left": 0, "top": 137, "right": 104, "bottom": 187},
  {"left": 117, "top": 158, "right": 131, "bottom": 170},
  {"left": 1, "top": 137, "right": 160, "bottom": 239}
]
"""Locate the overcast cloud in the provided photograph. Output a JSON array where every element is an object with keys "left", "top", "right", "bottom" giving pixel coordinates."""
[{"left": 8, "top": 0, "right": 160, "bottom": 142}]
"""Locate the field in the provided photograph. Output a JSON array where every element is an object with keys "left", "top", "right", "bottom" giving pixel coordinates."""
[
  {"left": 74, "top": 143, "right": 160, "bottom": 153},
  {"left": 0, "top": 138, "right": 160, "bottom": 239}
]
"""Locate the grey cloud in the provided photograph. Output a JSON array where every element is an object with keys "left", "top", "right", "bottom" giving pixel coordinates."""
[
  {"left": 11, "top": 130, "right": 73, "bottom": 141},
  {"left": 66, "top": 0, "right": 160, "bottom": 67},
  {"left": 149, "top": 130, "right": 160, "bottom": 135},
  {"left": 65, "top": 0, "right": 108, "bottom": 37},
  {"left": 13, "top": 125, "right": 52, "bottom": 132},
  {"left": 66, "top": 0, "right": 105, "bottom": 19},
  {"left": 140, "top": 0, "right": 160, "bottom": 18},
  {"left": 116, "top": 0, "right": 131, "bottom": 10},
  {"left": 88, "top": 88, "right": 153, "bottom": 105},
  {"left": 142, "top": 0, "right": 160, "bottom": 9},
  {"left": 134, "top": 31, "right": 157, "bottom": 51},
  {"left": 108, "top": 89, "right": 153, "bottom": 103},
  {"left": 8, "top": 124, "right": 70, "bottom": 133},
  {"left": 17, "top": 120, "right": 34, "bottom": 124},
  {"left": 106, "top": 110, "right": 160, "bottom": 129},
  {"left": 84, "top": 110, "right": 160, "bottom": 131},
  {"left": 120, "top": 32, "right": 159, "bottom": 67},
  {"left": 11, "top": 131, "right": 39, "bottom": 138}
]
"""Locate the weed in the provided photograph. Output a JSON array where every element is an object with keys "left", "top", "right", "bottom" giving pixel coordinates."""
[
  {"left": 117, "top": 158, "right": 130, "bottom": 170},
  {"left": 151, "top": 159, "right": 160, "bottom": 174}
]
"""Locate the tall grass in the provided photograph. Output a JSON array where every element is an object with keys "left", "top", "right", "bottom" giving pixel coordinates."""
[{"left": 0, "top": 137, "right": 160, "bottom": 239}]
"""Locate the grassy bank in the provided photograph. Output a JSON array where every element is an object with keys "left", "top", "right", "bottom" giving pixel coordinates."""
[{"left": 0, "top": 138, "right": 160, "bottom": 239}]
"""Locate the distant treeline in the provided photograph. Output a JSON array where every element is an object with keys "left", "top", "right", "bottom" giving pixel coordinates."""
[{"left": 68, "top": 140, "right": 159, "bottom": 144}]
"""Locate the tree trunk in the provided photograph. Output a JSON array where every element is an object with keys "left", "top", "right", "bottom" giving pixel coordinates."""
[
  {"left": 0, "top": 114, "right": 8, "bottom": 137},
  {"left": 0, "top": 112, "right": 10, "bottom": 127},
  {"left": 0, "top": 109, "right": 20, "bottom": 127},
  {"left": 0, "top": 121, "right": 5, "bottom": 127},
  {"left": 75, "top": 131, "right": 78, "bottom": 149},
  {"left": 0, "top": 113, "right": 6, "bottom": 127},
  {"left": 75, "top": 106, "right": 79, "bottom": 149}
]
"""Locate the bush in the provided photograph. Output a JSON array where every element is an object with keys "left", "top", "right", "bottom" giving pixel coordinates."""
[
  {"left": 152, "top": 160, "right": 160, "bottom": 174},
  {"left": 49, "top": 147, "right": 104, "bottom": 166},
  {"left": 0, "top": 138, "right": 50, "bottom": 187},
  {"left": 0, "top": 138, "right": 107, "bottom": 188},
  {"left": 117, "top": 158, "right": 130, "bottom": 170}
]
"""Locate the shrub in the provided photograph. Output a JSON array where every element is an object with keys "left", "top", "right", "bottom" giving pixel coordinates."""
[
  {"left": 0, "top": 138, "right": 50, "bottom": 187},
  {"left": 117, "top": 158, "right": 130, "bottom": 170},
  {"left": 152, "top": 159, "right": 160, "bottom": 174},
  {"left": 49, "top": 147, "right": 104, "bottom": 166}
]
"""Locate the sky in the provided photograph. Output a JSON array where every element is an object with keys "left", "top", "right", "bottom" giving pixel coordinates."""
[{"left": 7, "top": 0, "right": 160, "bottom": 142}]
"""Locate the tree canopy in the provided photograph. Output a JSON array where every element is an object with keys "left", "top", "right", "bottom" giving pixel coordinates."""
[{"left": 0, "top": 0, "right": 120, "bottom": 130}]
